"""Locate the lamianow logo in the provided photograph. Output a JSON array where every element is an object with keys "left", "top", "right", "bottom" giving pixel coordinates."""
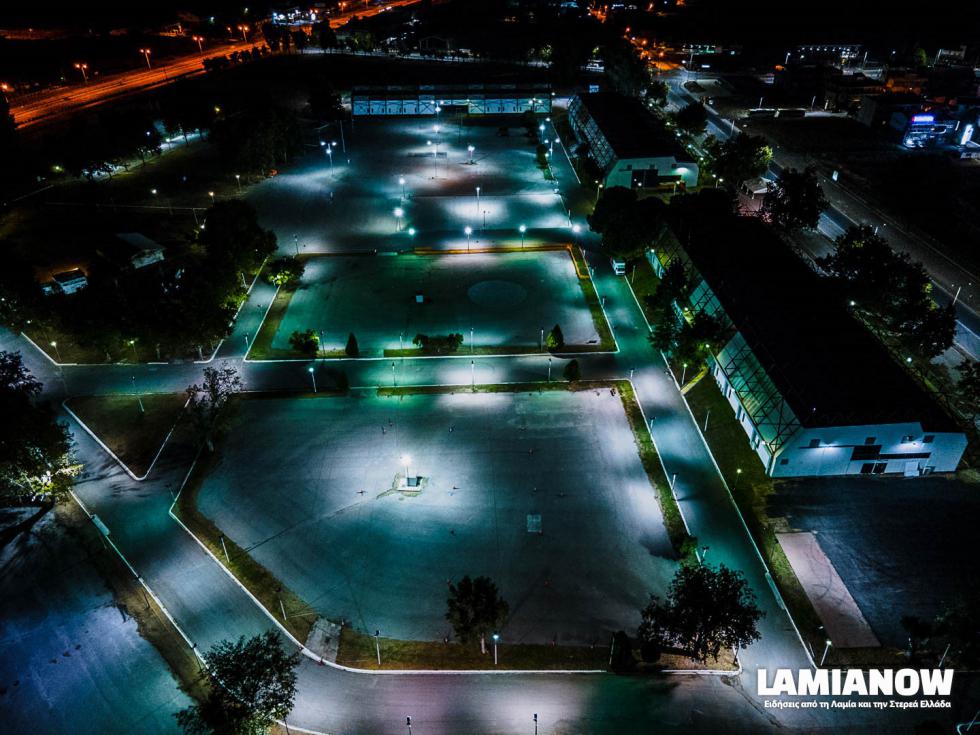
[{"left": 758, "top": 669, "right": 954, "bottom": 697}]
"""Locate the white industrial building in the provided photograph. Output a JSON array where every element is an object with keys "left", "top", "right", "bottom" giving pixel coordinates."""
[
  {"left": 568, "top": 92, "right": 699, "bottom": 191},
  {"left": 351, "top": 84, "right": 553, "bottom": 116},
  {"left": 650, "top": 215, "right": 966, "bottom": 478}
]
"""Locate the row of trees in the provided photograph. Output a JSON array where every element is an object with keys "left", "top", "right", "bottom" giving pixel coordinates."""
[{"left": 819, "top": 226, "right": 956, "bottom": 359}]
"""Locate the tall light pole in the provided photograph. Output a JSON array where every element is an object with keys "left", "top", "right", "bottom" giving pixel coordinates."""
[
  {"left": 733, "top": 467, "right": 743, "bottom": 490},
  {"left": 308, "top": 366, "right": 317, "bottom": 393},
  {"left": 238, "top": 24, "right": 249, "bottom": 42},
  {"left": 50, "top": 340, "right": 62, "bottom": 363},
  {"left": 74, "top": 62, "right": 89, "bottom": 82},
  {"left": 401, "top": 454, "right": 411, "bottom": 481},
  {"left": 128, "top": 338, "right": 139, "bottom": 362},
  {"left": 492, "top": 633, "right": 499, "bottom": 665},
  {"left": 394, "top": 207, "right": 404, "bottom": 232},
  {"left": 399, "top": 176, "right": 406, "bottom": 199},
  {"left": 374, "top": 630, "right": 382, "bottom": 666},
  {"left": 595, "top": 182, "right": 603, "bottom": 205},
  {"left": 208, "top": 191, "right": 215, "bottom": 205},
  {"left": 464, "top": 226, "right": 472, "bottom": 251},
  {"left": 467, "top": 144, "right": 475, "bottom": 164},
  {"left": 193, "top": 36, "right": 204, "bottom": 53},
  {"left": 426, "top": 140, "right": 437, "bottom": 178},
  {"left": 475, "top": 186, "right": 481, "bottom": 215},
  {"left": 235, "top": 174, "right": 241, "bottom": 192},
  {"left": 681, "top": 362, "right": 688, "bottom": 384},
  {"left": 139, "top": 48, "right": 152, "bottom": 69},
  {"left": 820, "top": 639, "right": 832, "bottom": 667},
  {"left": 519, "top": 224, "right": 526, "bottom": 249}
]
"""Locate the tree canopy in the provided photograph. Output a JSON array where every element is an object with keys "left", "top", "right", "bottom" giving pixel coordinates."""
[
  {"left": 187, "top": 364, "right": 243, "bottom": 451},
  {"left": 706, "top": 134, "right": 772, "bottom": 187},
  {"left": 588, "top": 187, "right": 667, "bottom": 257},
  {"left": 675, "top": 102, "right": 708, "bottom": 135},
  {"left": 638, "top": 563, "right": 764, "bottom": 663},
  {"left": 0, "top": 352, "right": 74, "bottom": 505},
  {"left": 762, "top": 167, "right": 828, "bottom": 231},
  {"left": 177, "top": 631, "right": 299, "bottom": 735},
  {"left": 446, "top": 575, "right": 509, "bottom": 653}
]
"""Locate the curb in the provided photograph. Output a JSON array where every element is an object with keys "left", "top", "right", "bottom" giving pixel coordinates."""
[{"left": 62, "top": 396, "right": 189, "bottom": 482}]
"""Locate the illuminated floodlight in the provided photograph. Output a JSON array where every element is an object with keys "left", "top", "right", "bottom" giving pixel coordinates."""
[{"left": 394, "top": 207, "right": 404, "bottom": 218}]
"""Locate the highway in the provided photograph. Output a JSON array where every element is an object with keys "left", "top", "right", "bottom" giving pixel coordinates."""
[
  {"left": 666, "top": 75, "right": 980, "bottom": 360},
  {"left": 8, "top": 0, "right": 422, "bottom": 130}
]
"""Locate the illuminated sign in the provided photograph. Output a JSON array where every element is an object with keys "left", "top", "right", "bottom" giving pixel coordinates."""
[{"left": 911, "top": 114, "right": 934, "bottom": 123}]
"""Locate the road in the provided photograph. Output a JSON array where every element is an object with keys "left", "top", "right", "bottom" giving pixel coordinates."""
[
  {"left": 665, "top": 75, "right": 980, "bottom": 360},
  {"left": 8, "top": 0, "right": 422, "bottom": 130}
]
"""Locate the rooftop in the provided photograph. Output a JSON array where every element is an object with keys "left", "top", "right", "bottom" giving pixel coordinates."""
[
  {"left": 682, "top": 214, "right": 957, "bottom": 432},
  {"left": 575, "top": 92, "right": 694, "bottom": 162}
]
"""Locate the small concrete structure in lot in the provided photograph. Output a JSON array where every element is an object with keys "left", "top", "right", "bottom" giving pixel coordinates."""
[
  {"left": 650, "top": 216, "right": 967, "bottom": 477},
  {"left": 568, "top": 92, "right": 699, "bottom": 191}
]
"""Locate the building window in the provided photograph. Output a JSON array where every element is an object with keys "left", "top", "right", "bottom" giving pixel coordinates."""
[
  {"left": 864, "top": 436, "right": 876, "bottom": 445},
  {"left": 808, "top": 439, "right": 820, "bottom": 448},
  {"left": 923, "top": 435, "right": 935, "bottom": 443}
]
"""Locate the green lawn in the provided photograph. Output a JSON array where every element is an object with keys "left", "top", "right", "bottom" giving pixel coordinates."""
[
  {"left": 625, "top": 255, "right": 661, "bottom": 325},
  {"left": 67, "top": 393, "right": 188, "bottom": 477}
]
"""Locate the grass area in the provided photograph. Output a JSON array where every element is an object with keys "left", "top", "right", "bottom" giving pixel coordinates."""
[
  {"left": 173, "top": 447, "right": 318, "bottom": 644},
  {"left": 337, "top": 627, "right": 608, "bottom": 671},
  {"left": 683, "top": 377, "right": 847, "bottom": 664},
  {"left": 66, "top": 393, "right": 188, "bottom": 477},
  {"left": 59, "top": 499, "right": 208, "bottom": 705},
  {"left": 568, "top": 245, "right": 617, "bottom": 352},
  {"left": 625, "top": 255, "right": 661, "bottom": 325}
]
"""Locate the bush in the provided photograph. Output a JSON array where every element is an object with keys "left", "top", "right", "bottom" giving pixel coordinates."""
[
  {"left": 563, "top": 359, "right": 581, "bottom": 381},
  {"left": 413, "top": 333, "right": 464, "bottom": 355},
  {"left": 289, "top": 329, "right": 319, "bottom": 356},
  {"left": 545, "top": 324, "right": 564, "bottom": 351},
  {"left": 345, "top": 332, "right": 359, "bottom": 357},
  {"left": 609, "top": 631, "right": 635, "bottom": 672},
  {"left": 266, "top": 256, "right": 305, "bottom": 287}
]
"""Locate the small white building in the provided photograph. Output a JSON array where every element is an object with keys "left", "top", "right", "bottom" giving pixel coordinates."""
[
  {"left": 568, "top": 92, "right": 699, "bottom": 191},
  {"left": 650, "top": 216, "right": 966, "bottom": 478},
  {"left": 116, "top": 232, "right": 165, "bottom": 269},
  {"left": 51, "top": 268, "right": 88, "bottom": 295}
]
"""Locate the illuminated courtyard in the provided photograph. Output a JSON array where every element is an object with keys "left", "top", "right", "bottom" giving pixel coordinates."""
[
  {"left": 266, "top": 250, "right": 604, "bottom": 356},
  {"left": 195, "top": 389, "right": 675, "bottom": 645}
]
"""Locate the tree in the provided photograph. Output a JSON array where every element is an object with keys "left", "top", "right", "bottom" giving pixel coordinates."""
[
  {"left": 545, "top": 324, "right": 564, "bottom": 350},
  {"left": 413, "top": 333, "right": 463, "bottom": 354},
  {"left": 609, "top": 630, "right": 635, "bottom": 671},
  {"left": 289, "top": 329, "right": 319, "bottom": 357},
  {"left": 674, "top": 312, "right": 728, "bottom": 368},
  {"left": 200, "top": 200, "right": 277, "bottom": 277},
  {"left": 563, "top": 359, "right": 581, "bottom": 382},
  {"left": 211, "top": 106, "right": 301, "bottom": 175},
  {"left": 176, "top": 631, "right": 299, "bottom": 735},
  {"left": 707, "top": 134, "right": 772, "bottom": 187},
  {"left": 266, "top": 256, "right": 305, "bottom": 287},
  {"left": 308, "top": 78, "right": 343, "bottom": 123},
  {"left": 637, "top": 594, "right": 671, "bottom": 662},
  {"left": 0, "top": 352, "right": 75, "bottom": 506},
  {"left": 445, "top": 575, "right": 509, "bottom": 654},
  {"left": 638, "top": 564, "right": 764, "bottom": 663},
  {"left": 603, "top": 40, "right": 649, "bottom": 97},
  {"left": 187, "top": 364, "right": 243, "bottom": 451},
  {"left": 588, "top": 186, "right": 636, "bottom": 234},
  {"left": 345, "top": 333, "right": 359, "bottom": 357},
  {"left": 313, "top": 21, "right": 337, "bottom": 50},
  {"left": 762, "top": 167, "right": 827, "bottom": 231},
  {"left": 589, "top": 188, "right": 667, "bottom": 258},
  {"left": 957, "top": 361, "right": 980, "bottom": 421},
  {"left": 932, "top": 588, "right": 980, "bottom": 668},
  {"left": 675, "top": 102, "right": 708, "bottom": 135},
  {"left": 646, "top": 80, "right": 669, "bottom": 107},
  {"left": 651, "top": 315, "right": 680, "bottom": 353}
]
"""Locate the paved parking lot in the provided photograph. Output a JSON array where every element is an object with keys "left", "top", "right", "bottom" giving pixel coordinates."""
[
  {"left": 271, "top": 251, "right": 600, "bottom": 355},
  {"left": 247, "top": 117, "right": 575, "bottom": 254},
  {"left": 769, "top": 474, "right": 980, "bottom": 646},
  {"left": 196, "top": 389, "right": 675, "bottom": 646}
]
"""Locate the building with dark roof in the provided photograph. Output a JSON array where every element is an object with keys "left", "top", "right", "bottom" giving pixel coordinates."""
[
  {"left": 568, "top": 92, "right": 698, "bottom": 191},
  {"left": 650, "top": 215, "right": 966, "bottom": 477},
  {"left": 351, "top": 84, "right": 552, "bottom": 116}
]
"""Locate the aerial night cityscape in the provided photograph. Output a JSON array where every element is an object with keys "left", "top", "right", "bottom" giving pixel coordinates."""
[{"left": 1, "top": 1, "right": 979, "bottom": 733}]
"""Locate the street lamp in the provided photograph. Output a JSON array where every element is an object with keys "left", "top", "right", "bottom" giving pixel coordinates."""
[
  {"left": 128, "top": 338, "right": 139, "bottom": 362},
  {"left": 595, "top": 181, "right": 604, "bottom": 205},
  {"left": 733, "top": 467, "right": 743, "bottom": 490},
  {"left": 50, "top": 340, "right": 62, "bottom": 363},
  {"left": 408, "top": 228, "right": 416, "bottom": 236},
  {"left": 74, "top": 62, "right": 89, "bottom": 82},
  {"left": 681, "top": 362, "right": 688, "bottom": 384},
  {"left": 308, "top": 366, "right": 317, "bottom": 393},
  {"left": 131, "top": 375, "right": 144, "bottom": 413},
  {"left": 139, "top": 48, "right": 152, "bottom": 69},
  {"left": 464, "top": 226, "right": 472, "bottom": 250},
  {"left": 519, "top": 224, "right": 526, "bottom": 249},
  {"left": 401, "top": 454, "right": 411, "bottom": 481},
  {"left": 467, "top": 144, "right": 475, "bottom": 164},
  {"left": 820, "top": 639, "right": 833, "bottom": 667},
  {"left": 399, "top": 176, "right": 406, "bottom": 199},
  {"left": 475, "top": 186, "right": 480, "bottom": 215},
  {"left": 193, "top": 35, "right": 204, "bottom": 53},
  {"left": 374, "top": 630, "right": 382, "bottom": 666},
  {"left": 238, "top": 24, "right": 249, "bottom": 42},
  {"left": 492, "top": 633, "right": 500, "bottom": 665},
  {"left": 234, "top": 174, "right": 241, "bottom": 192},
  {"left": 208, "top": 191, "right": 215, "bottom": 204},
  {"left": 393, "top": 207, "right": 404, "bottom": 232}
]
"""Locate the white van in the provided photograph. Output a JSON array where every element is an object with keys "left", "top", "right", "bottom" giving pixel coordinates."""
[{"left": 610, "top": 258, "right": 626, "bottom": 276}]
